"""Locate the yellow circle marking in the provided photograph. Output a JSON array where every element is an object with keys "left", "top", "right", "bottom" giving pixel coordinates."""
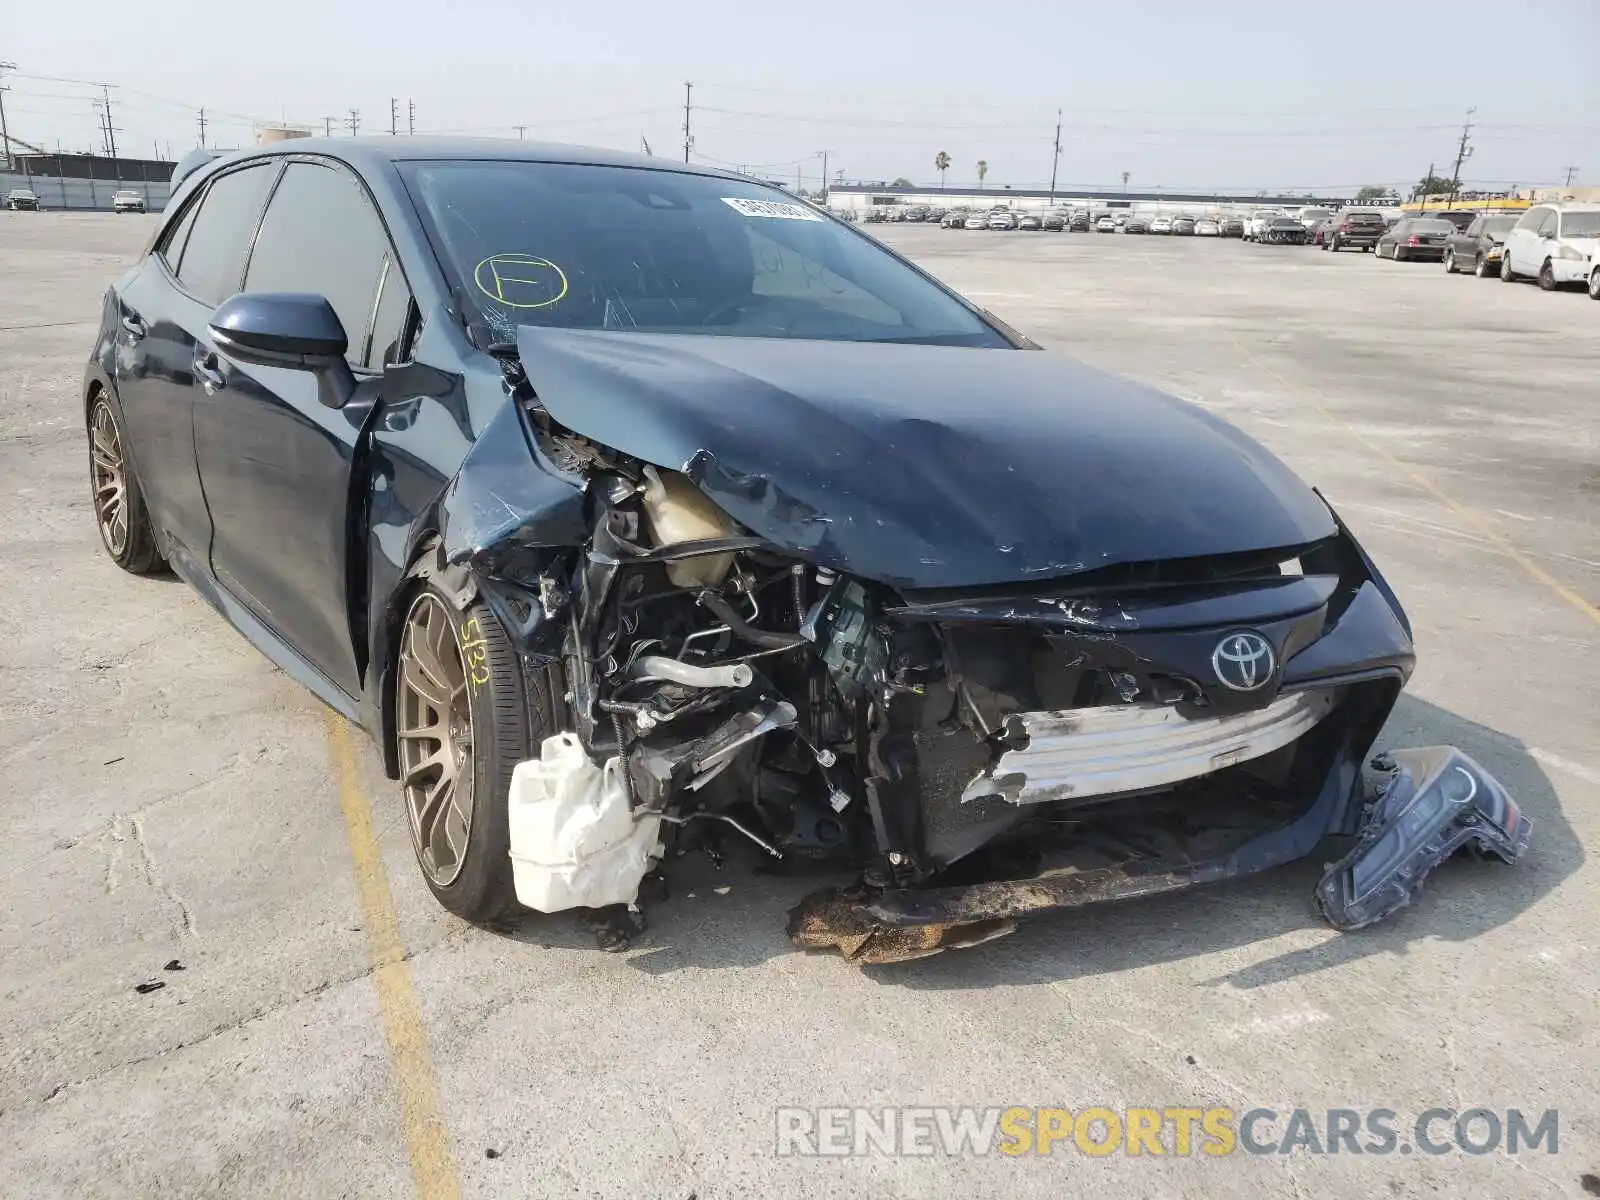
[{"left": 473, "top": 253, "right": 569, "bottom": 309}]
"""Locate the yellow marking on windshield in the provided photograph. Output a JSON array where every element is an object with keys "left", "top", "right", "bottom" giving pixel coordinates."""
[{"left": 473, "top": 253, "right": 569, "bottom": 309}]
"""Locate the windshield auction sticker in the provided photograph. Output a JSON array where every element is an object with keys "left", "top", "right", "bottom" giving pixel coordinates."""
[{"left": 721, "top": 197, "right": 824, "bottom": 221}]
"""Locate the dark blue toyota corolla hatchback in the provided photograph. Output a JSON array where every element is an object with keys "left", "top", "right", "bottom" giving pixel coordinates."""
[{"left": 85, "top": 137, "right": 1521, "bottom": 961}]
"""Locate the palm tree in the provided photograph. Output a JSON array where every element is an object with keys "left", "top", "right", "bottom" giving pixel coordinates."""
[
  {"left": 1121, "top": 171, "right": 1130, "bottom": 191},
  {"left": 935, "top": 151, "right": 951, "bottom": 188},
  {"left": 976, "top": 159, "right": 988, "bottom": 189}
]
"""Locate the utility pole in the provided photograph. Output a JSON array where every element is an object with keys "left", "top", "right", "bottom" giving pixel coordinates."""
[
  {"left": 408, "top": 99, "right": 415, "bottom": 136},
  {"left": 1421, "top": 161, "right": 1434, "bottom": 209},
  {"left": 197, "top": 107, "right": 208, "bottom": 149},
  {"left": 514, "top": 125, "right": 527, "bottom": 140},
  {"left": 818, "top": 150, "right": 830, "bottom": 202},
  {"left": 1563, "top": 165, "right": 1579, "bottom": 187},
  {"left": 390, "top": 98, "right": 398, "bottom": 135},
  {"left": 1448, "top": 107, "right": 1475, "bottom": 202},
  {"left": 0, "top": 62, "right": 13, "bottom": 173},
  {"left": 346, "top": 108, "right": 360, "bottom": 136},
  {"left": 323, "top": 115, "right": 335, "bottom": 137},
  {"left": 682, "top": 81, "right": 693, "bottom": 163},
  {"left": 1049, "top": 108, "right": 1062, "bottom": 204},
  {"left": 100, "top": 83, "right": 118, "bottom": 163}
]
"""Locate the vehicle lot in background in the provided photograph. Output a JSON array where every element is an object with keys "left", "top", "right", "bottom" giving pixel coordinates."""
[
  {"left": 1095, "top": 215, "right": 1116, "bottom": 232},
  {"left": 3, "top": 215, "right": 1596, "bottom": 1200},
  {"left": 1150, "top": 215, "right": 1173, "bottom": 234},
  {"left": 6, "top": 189, "right": 40, "bottom": 211},
  {"left": 110, "top": 190, "right": 146, "bottom": 214},
  {"left": 1195, "top": 217, "right": 1220, "bottom": 236}
]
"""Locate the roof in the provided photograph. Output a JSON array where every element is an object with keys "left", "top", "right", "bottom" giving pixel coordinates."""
[{"left": 229, "top": 135, "right": 736, "bottom": 179}]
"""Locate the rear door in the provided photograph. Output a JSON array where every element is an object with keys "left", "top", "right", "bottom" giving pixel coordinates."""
[
  {"left": 112, "top": 161, "right": 279, "bottom": 568},
  {"left": 192, "top": 157, "right": 412, "bottom": 701}
]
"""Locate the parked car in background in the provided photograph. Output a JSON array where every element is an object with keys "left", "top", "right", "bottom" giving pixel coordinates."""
[
  {"left": 1095, "top": 215, "right": 1117, "bottom": 232},
  {"left": 112, "top": 190, "right": 147, "bottom": 214},
  {"left": 987, "top": 210, "right": 1017, "bottom": 230},
  {"left": 1042, "top": 211, "right": 1065, "bottom": 231},
  {"left": 1017, "top": 213, "right": 1042, "bottom": 231},
  {"left": 1220, "top": 216, "right": 1245, "bottom": 238},
  {"left": 1425, "top": 210, "right": 1477, "bottom": 233},
  {"left": 1500, "top": 204, "right": 1600, "bottom": 290},
  {"left": 6, "top": 189, "right": 40, "bottom": 211},
  {"left": 1123, "top": 215, "right": 1150, "bottom": 234},
  {"left": 1194, "top": 217, "right": 1221, "bottom": 236},
  {"left": 1172, "top": 215, "right": 1197, "bottom": 236},
  {"left": 1069, "top": 210, "right": 1091, "bottom": 232},
  {"left": 1256, "top": 216, "right": 1308, "bottom": 245},
  {"left": 941, "top": 208, "right": 969, "bottom": 228},
  {"left": 964, "top": 212, "right": 988, "bottom": 230},
  {"left": 1297, "top": 207, "right": 1332, "bottom": 231},
  {"left": 1442, "top": 213, "right": 1518, "bottom": 278},
  {"left": 1244, "top": 210, "right": 1281, "bottom": 242},
  {"left": 1307, "top": 216, "right": 1336, "bottom": 246},
  {"left": 1150, "top": 216, "right": 1173, "bottom": 234},
  {"left": 1376, "top": 217, "right": 1452, "bottom": 261},
  {"left": 1323, "top": 211, "right": 1384, "bottom": 252}
]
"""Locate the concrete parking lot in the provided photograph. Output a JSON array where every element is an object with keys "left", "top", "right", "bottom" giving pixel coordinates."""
[{"left": 2, "top": 212, "right": 1596, "bottom": 1199}]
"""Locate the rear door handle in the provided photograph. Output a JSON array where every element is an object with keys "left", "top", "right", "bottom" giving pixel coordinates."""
[
  {"left": 193, "top": 350, "right": 226, "bottom": 394},
  {"left": 120, "top": 312, "right": 146, "bottom": 341}
]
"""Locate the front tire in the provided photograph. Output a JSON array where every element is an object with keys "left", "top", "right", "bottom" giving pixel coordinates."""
[
  {"left": 1474, "top": 254, "right": 1493, "bottom": 278},
  {"left": 1443, "top": 249, "right": 1456, "bottom": 273},
  {"left": 1589, "top": 266, "right": 1600, "bottom": 300},
  {"left": 396, "top": 587, "right": 559, "bottom": 921},
  {"left": 1501, "top": 253, "right": 1518, "bottom": 281},
  {"left": 1537, "top": 260, "right": 1558, "bottom": 291},
  {"left": 88, "top": 392, "right": 165, "bottom": 575}
]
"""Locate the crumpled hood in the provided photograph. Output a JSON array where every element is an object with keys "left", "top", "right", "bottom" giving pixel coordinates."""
[{"left": 516, "top": 328, "right": 1336, "bottom": 588}]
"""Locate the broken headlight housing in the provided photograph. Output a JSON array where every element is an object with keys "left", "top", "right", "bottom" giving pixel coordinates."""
[{"left": 1315, "top": 747, "right": 1531, "bottom": 931}]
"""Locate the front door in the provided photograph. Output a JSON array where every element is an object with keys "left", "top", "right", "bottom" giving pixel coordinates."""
[{"left": 192, "top": 158, "right": 412, "bottom": 702}]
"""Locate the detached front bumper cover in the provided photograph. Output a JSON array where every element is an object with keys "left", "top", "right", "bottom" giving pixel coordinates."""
[{"left": 1315, "top": 747, "right": 1532, "bottom": 931}]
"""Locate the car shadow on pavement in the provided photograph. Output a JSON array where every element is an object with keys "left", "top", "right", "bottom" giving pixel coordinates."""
[{"left": 496, "top": 694, "right": 1579, "bottom": 986}]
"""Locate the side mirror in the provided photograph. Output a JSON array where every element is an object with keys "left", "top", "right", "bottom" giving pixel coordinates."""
[{"left": 209, "top": 293, "right": 356, "bottom": 409}]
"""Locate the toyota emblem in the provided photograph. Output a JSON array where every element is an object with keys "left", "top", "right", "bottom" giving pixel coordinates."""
[{"left": 1212, "top": 631, "right": 1276, "bottom": 692}]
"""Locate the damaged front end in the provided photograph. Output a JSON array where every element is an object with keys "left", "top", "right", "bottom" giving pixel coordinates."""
[{"left": 437, "top": 349, "right": 1530, "bottom": 963}]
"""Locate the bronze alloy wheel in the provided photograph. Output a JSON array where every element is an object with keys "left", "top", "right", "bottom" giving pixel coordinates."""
[
  {"left": 397, "top": 592, "right": 477, "bottom": 887},
  {"left": 89, "top": 399, "right": 129, "bottom": 557}
]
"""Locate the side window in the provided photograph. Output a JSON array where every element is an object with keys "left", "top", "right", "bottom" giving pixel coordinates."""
[
  {"left": 157, "top": 191, "right": 202, "bottom": 271},
  {"left": 1538, "top": 210, "right": 1560, "bottom": 237},
  {"left": 1514, "top": 207, "right": 1545, "bottom": 233},
  {"left": 176, "top": 163, "right": 277, "bottom": 306},
  {"left": 1464, "top": 217, "right": 1482, "bottom": 238},
  {"left": 366, "top": 255, "right": 414, "bottom": 368},
  {"left": 244, "top": 162, "right": 390, "bottom": 365}
]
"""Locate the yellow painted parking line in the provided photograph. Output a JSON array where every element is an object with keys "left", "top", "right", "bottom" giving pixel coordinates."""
[
  {"left": 1229, "top": 335, "right": 1600, "bottom": 629},
  {"left": 325, "top": 712, "right": 462, "bottom": 1200}
]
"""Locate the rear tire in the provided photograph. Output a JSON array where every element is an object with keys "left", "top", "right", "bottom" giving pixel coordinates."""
[
  {"left": 1395, "top": 246, "right": 1409, "bottom": 262},
  {"left": 1501, "top": 252, "right": 1518, "bottom": 281},
  {"left": 1474, "top": 254, "right": 1492, "bottom": 278},
  {"left": 1537, "top": 260, "right": 1557, "bottom": 291},
  {"left": 88, "top": 391, "right": 165, "bottom": 575},
  {"left": 395, "top": 585, "right": 565, "bottom": 922},
  {"left": 1443, "top": 249, "right": 1456, "bottom": 273}
]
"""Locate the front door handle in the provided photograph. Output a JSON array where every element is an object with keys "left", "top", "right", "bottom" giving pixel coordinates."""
[
  {"left": 193, "top": 351, "right": 226, "bottom": 394},
  {"left": 120, "top": 312, "right": 146, "bottom": 341}
]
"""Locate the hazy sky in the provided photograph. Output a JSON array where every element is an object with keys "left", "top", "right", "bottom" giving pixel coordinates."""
[{"left": 5, "top": 0, "right": 1596, "bottom": 191}]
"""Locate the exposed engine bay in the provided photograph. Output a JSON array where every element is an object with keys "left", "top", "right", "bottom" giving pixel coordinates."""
[{"left": 442, "top": 349, "right": 1531, "bottom": 964}]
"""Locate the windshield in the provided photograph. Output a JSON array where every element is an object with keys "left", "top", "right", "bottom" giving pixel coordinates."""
[
  {"left": 1560, "top": 212, "right": 1600, "bottom": 237},
  {"left": 402, "top": 161, "right": 1006, "bottom": 347}
]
